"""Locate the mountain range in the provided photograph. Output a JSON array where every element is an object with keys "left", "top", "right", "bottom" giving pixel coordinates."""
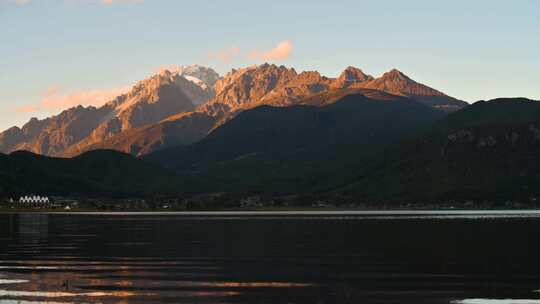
[
  {"left": 0, "top": 64, "right": 466, "bottom": 157},
  {"left": 2, "top": 63, "right": 538, "bottom": 205}
]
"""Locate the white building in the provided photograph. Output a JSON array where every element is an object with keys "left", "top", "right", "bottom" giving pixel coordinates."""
[{"left": 18, "top": 196, "right": 51, "bottom": 208}]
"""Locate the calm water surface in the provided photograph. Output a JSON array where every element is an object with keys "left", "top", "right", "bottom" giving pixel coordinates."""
[{"left": 1, "top": 211, "right": 540, "bottom": 304}]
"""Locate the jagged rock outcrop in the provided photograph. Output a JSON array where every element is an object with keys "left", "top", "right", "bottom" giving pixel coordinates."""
[
  {"left": 200, "top": 64, "right": 300, "bottom": 116},
  {"left": 334, "top": 66, "right": 374, "bottom": 88}
]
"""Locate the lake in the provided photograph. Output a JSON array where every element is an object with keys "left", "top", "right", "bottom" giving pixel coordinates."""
[{"left": 1, "top": 211, "right": 540, "bottom": 304}]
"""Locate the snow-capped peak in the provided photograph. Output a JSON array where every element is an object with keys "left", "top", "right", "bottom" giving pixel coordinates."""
[
  {"left": 158, "top": 64, "right": 220, "bottom": 89},
  {"left": 183, "top": 75, "right": 208, "bottom": 90}
]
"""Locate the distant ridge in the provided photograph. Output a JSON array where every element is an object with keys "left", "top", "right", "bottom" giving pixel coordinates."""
[{"left": 0, "top": 149, "right": 174, "bottom": 197}]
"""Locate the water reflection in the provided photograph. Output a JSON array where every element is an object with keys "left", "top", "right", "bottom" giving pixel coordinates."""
[
  {"left": 0, "top": 279, "right": 28, "bottom": 284},
  {"left": 18, "top": 214, "right": 48, "bottom": 245},
  {"left": 0, "top": 289, "right": 146, "bottom": 297},
  {"left": 1, "top": 213, "right": 540, "bottom": 303},
  {"left": 0, "top": 216, "right": 13, "bottom": 241}
]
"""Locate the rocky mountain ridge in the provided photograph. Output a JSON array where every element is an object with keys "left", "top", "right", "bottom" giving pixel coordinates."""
[{"left": 1, "top": 63, "right": 467, "bottom": 157}]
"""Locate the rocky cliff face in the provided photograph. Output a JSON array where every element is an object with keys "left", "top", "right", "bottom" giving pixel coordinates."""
[
  {"left": 202, "top": 64, "right": 465, "bottom": 116},
  {"left": 0, "top": 106, "right": 112, "bottom": 156},
  {"left": 0, "top": 67, "right": 218, "bottom": 156},
  {"left": 200, "top": 64, "right": 300, "bottom": 116}
]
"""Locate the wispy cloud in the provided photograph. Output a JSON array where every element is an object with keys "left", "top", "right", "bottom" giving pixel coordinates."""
[
  {"left": 15, "top": 85, "right": 130, "bottom": 113},
  {"left": 247, "top": 41, "right": 293, "bottom": 61},
  {"left": 208, "top": 47, "right": 241, "bottom": 63},
  {"left": 208, "top": 41, "right": 294, "bottom": 64},
  {"left": 15, "top": 105, "right": 39, "bottom": 113}
]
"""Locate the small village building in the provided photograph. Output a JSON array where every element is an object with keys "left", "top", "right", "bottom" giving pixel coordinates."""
[{"left": 17, "top": 195, "right": 52, "bottom": 208}]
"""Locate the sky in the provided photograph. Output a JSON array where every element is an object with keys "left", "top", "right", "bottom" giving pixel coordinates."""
[{"left": 0, "top": 0, "right": 539, "bottom": 130}]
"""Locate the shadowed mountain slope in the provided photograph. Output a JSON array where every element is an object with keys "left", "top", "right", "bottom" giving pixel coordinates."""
[
  {"left": 0, "top": 150, "right": 175, "bottom": 197},
  {"left": 146, "top": 92, "right": 446, "bottom": 194},
  {"left": 334, "top": 97, "right": 540, "bottom": 203}
]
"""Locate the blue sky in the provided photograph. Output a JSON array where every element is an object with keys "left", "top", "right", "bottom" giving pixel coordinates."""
[{"left": 1, "top": 0, "right": 539, "bottom": 130}]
